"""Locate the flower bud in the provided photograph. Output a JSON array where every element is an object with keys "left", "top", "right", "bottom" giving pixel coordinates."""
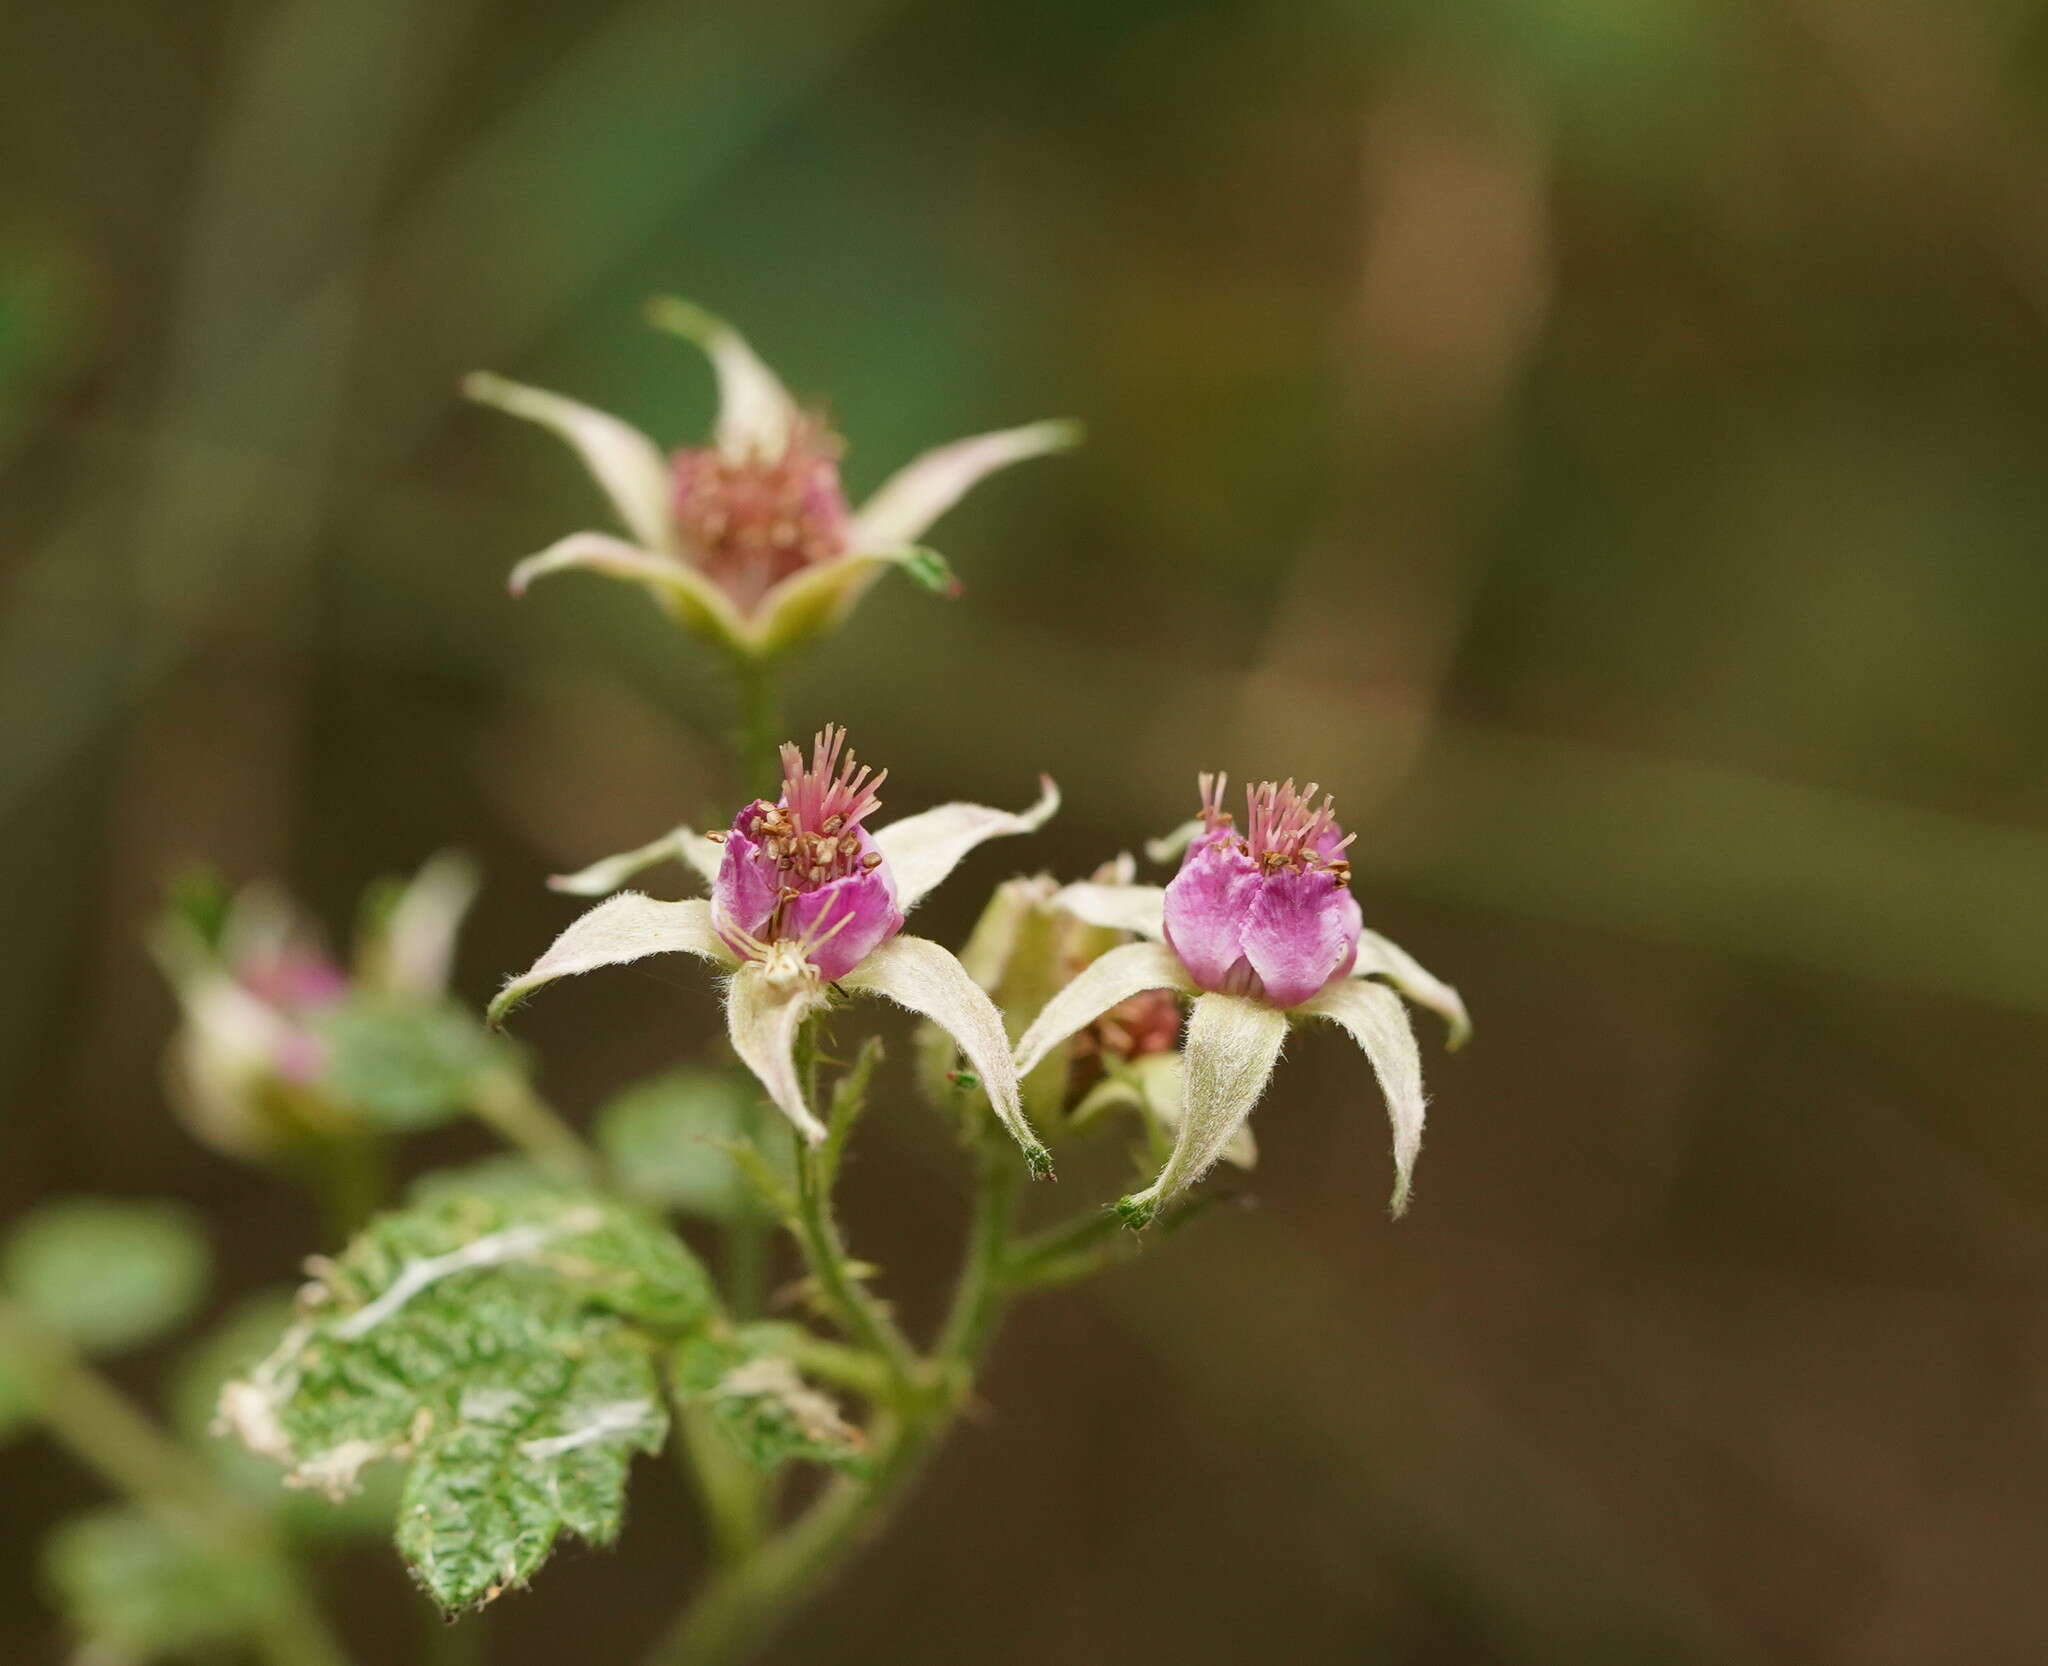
[{"left": 153, "top": 856, "right": 483, "bottom": 1158}]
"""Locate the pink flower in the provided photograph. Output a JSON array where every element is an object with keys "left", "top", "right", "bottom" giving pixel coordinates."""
[
  {"left": 464, "top": 300, "right": 1078, "bottom": 657},
  {"left": 1014, "top": 774, "right": 1470, "bottom": 1223},
  {"left": 1161, "top": 775, "right": 1363, "bottom": 1009},
  {"left": 491, "top": 728, "right": 1060, "bottom": 1170},
  {"left": 709, "top": 728, "right": 903, "bottom": 983}
]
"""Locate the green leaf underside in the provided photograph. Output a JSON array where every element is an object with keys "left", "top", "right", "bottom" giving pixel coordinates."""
[
  {"left": 674, "top": 1328, "right": 867, "bottom": 1477},
  {"left": 220, "top": 1174, "right": 713, "bottom": 1612}
]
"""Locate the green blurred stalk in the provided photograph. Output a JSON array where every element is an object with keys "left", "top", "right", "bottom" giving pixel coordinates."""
[{"left": 0, "top": 1292, "right": 353, "bottom": 1666}]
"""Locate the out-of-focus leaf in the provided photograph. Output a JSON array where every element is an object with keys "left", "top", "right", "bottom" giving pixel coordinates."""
[
  {"left": 218, "top": 1174, "right": 712, "bottom": 1612},
  {"left": 43, "top": 1505, "right": 267, "bottom": 1660},
  {"left": 597, "top": 1066, "right": 793, "bottom": 1221},
  {"left": 314, "top": 995, "right": 501, "bottom": 1132},
  {"left": 673, "top": 1326, "right": 867, "bottom": 1477},
  {"left": 3, "top": 1200, "right": 210, "bottom": 1354}
]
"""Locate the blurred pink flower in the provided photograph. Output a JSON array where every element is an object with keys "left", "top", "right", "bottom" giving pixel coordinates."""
[{"left": 465, "top": 300, "right": 1078, "bottom": 657}]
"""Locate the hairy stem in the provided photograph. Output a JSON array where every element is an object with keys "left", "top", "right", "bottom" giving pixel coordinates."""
[
  {"left": 791, "top": 1140, "right": 919, "bottom": 1383},
  {"left": 643, "top": 1115, "right": 1024, "bottom": 1666},
  {"left": 0, "top": 1294, "right": 352, "bottom": 1666}
]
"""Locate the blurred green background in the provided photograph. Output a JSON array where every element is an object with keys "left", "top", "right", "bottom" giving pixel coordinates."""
[{"left": 8, "top": 0, "right": 2048, "bottom": 1661}]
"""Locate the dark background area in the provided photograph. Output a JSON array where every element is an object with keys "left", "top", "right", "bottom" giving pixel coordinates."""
[{"left": 7, "top": 0, "right": 2048, "bottom": 1661}]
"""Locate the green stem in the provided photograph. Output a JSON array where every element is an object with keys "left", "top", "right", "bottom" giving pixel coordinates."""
[
  {"left": 791, "top": 1141, "right": 918, "bottom": 1383},
  {"left": 467, "top": 1068, "right": 603, "bottom": 1184},
  {"left": 642, "top": 1122, "right": 1023, "bottom": 1666},
  {"left": 933, "top": 1132, "right": 1023, "bottom": 1369},
  {"left": 730, "top": 655, "right": 784, "bottom": 800},
  {"left": 642, "top": 1410, "right": 933, "bottom": 1666},
  {"left": 0, "top": 1294, "right": 353, "bottom": 1666},
  {"left": 676, "top": 1401, "right": 770, "bottom": 1565}
]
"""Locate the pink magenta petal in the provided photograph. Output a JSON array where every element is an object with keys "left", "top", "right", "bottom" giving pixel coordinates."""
[
  {"left": 1161, "top": 841, "right": 1260, "bottom": 995},
  {"left": 1239, "top": 870, "right": 1363, "bottom": 1009},
  {"left": 711, "top": 813, "right": 779, "bottom": 947},
  {"left": 781, "top": 868, "right": 903, "bottom": 982}
]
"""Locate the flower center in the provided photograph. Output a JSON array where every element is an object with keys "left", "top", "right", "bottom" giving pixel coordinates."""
[
  {"left": 750, "top": 726, "right": 887, "bottom": 887},
  {"left": 670, "top": 416, "right": 852, "bottom": 614},
  {"left": 1196, "top": 771, "right": 1354, "bottom": 885}
]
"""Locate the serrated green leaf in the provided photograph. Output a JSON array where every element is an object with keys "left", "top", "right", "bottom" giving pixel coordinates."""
[
  {"left": 596, "top": 1066, "right": 793, "bottom": 1221},
  {"left": 673, "top": 1329, "right": 868, "bottom": 1477},
  {"left": 44, "top": 1505, "right": 268, "bottom": 1659},
  {"left": 219, "top": 1176, "right": 713, "bottom": 1611},
  {"left": 3, "top": 1199, "right": 210, "bottom": 1354},
  {"left": 314, "top": 995, "right": 500, "bottom": 1132},
  {"left": 169, "top": 1293, "right": 397, "bottom": 1539}
]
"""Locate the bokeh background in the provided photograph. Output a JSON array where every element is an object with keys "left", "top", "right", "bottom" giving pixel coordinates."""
[{"left": 8, "top": 0, "right": 2048, "bottom": 1661}]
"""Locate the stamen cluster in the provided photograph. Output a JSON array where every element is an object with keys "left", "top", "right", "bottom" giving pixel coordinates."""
[
  {"left": 670, "top": 416, "right": 852, "bottom": 613},
  {"left": 709, "top": 726, "right": 905, "bottom": 983},
  {"left": 1200, "top": 771, "right": 1354, "bottom": 885},
  {"left": 746, "top": 727, "right": 888, "bottom": 891}
]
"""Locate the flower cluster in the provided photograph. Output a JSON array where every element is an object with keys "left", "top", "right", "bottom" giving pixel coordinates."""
[
  {"left": 474, "top": 301, "right": 1468, "bottom": 1225},
  {"left": 494, "top": 737, "right": 1465, "bottom": 1219}
]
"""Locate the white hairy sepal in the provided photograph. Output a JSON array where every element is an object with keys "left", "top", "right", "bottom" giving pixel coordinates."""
[
  {"left": 873, "top": 775, "right": 1061, "bottom": 909},
  {"left": 487, "top": 895, "right": 731, "bottom": 1028},
  {"left": 1349, "top": 928, "right": 1471, "bottom": 1050},
  {"left": 645, "top": 297, "right": 798, "bottom": 461},
  {"left": 504, "top": 531, "right": 756, "bottom": 649},
  {"left": 364, "top": 850, "right": 480, "bottom": 998},
  {"left": 1011, "top": 940, "right": 1191, "bottom": 1077},
  {"left": 841, "top": 936, "right": 1050, "bottom": 1175},
  {"left": 1067, "top": 1050, "right": 1257, "bottom": 1172},
  {"left": 461, "top": 374, "right": 675, "bottom": 551},
  {"left": 851, "top": 419, "right": 1083, "bottom": 550},
  {"left": 547, "top": 827, "right": 724, "bottom": 897},
  {"left": 1050, "top": 879, "right": 1166, "bottom": 941},
  {"left": 1300, "top": 977, "right": 1427, "bottom": 1216},
  {"left": 723, "top": 962, "right": 831, "bottom": 1146},
  {"left": 1118, "top": 992, "right": 1288, "bottom": 1227}
]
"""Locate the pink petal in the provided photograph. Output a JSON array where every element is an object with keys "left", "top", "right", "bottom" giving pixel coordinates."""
[
  {"left": 782, "top": 868, "right": 903, "bottom": 983},
  {"left": 1160, "top": 842, "right": 1259, "bottom": 995},
  {"left": 1239, "top": 870, "right": 1362, "bottom": 1010}
]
